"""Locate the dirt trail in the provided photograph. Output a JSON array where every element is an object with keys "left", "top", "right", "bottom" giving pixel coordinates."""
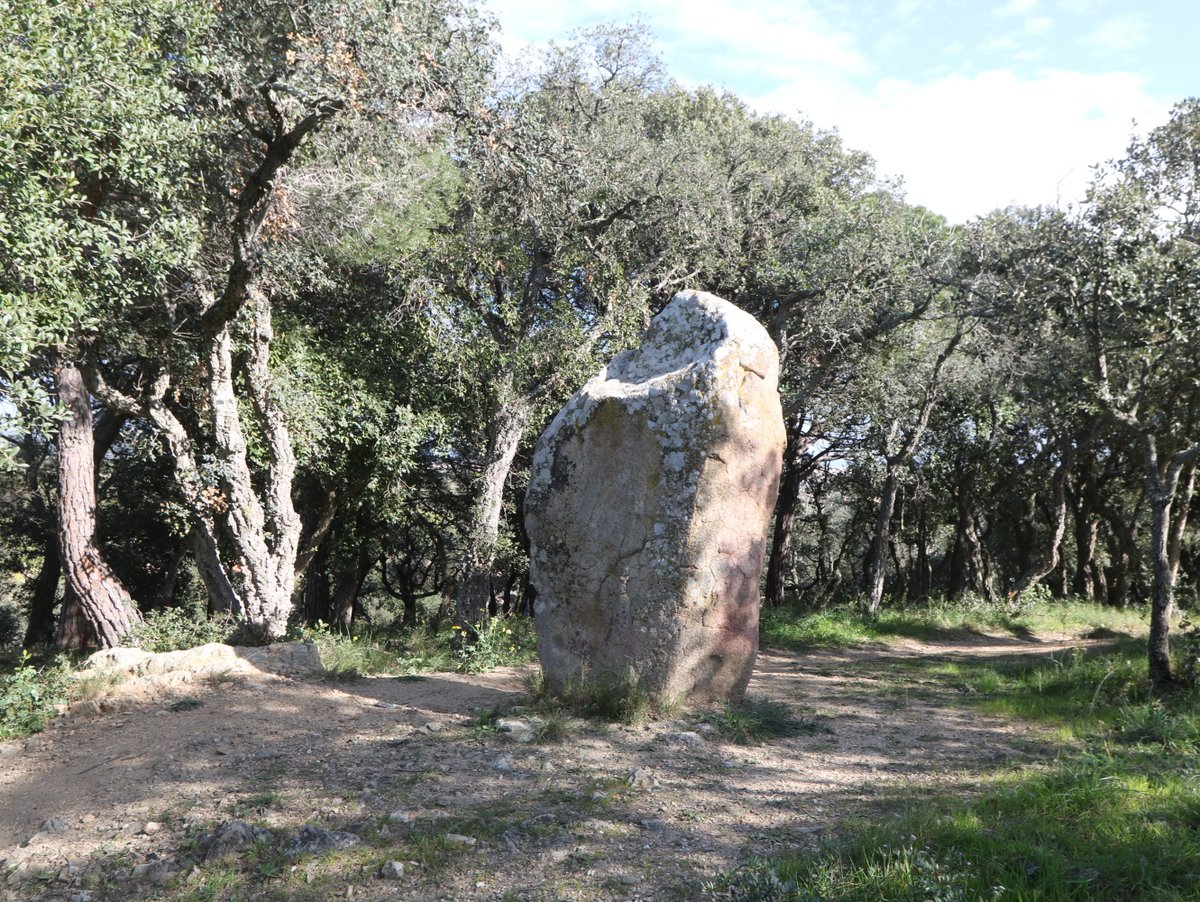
[{"left": 0, "top": 633, "right": 1096, "bottom": 901}]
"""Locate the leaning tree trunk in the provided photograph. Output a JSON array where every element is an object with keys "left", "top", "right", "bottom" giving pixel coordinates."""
[
  {"left": 455, "top": 384, "right": 530, "bottom": 624},
  {"left": 25, "top": 407, "right": 125, "bottom": 646},
  {"left": 865, "top": 468, "right": 902, "bottom": 615},
  {"left": 1010, "top": 441, "right": 1073, "bottom": 601},
  {"left": 765, "top": 414, "right": 810, "bottom": 608},
  {"left": 24, "top": 534, "right": 60, "bottom": 646},
  {"left": 52, "top": 361, "right": 141, "bottom": 649},
  {"left": 1167, "top": 457, "right": 1196, "bottom": 591}
]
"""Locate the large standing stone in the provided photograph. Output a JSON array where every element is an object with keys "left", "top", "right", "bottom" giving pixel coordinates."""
[{"left": 526, "top": 289, "right": 785, "bottom": 705}]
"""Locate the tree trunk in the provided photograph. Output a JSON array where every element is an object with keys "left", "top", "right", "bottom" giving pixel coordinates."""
[
  {"left": 1147, "top": 477, "right": 1175, "bottom": 688},
  {"left": 1144, "top": 435, "right": 1199, "bottom": 690},
  {"left": 765, "top": 414, "right": 809, "bottom": 607},
  {"left": 1168, "top": 457, "right": 1196, "bottom": 589},
  {"left": 455, "top": 381, "right": 530, "bottom": 624},
  {"left": 910, "top": 503, "right": 931, "bottom": 601},
  {"left": 865, "top": 329, "right": 961, "bottom": 615},
  {"left": 866, "top": 469, "right": 901, "bottom": 615},
  {"left": 150, "top": 545, "right": 188, "bottom": 610},
  {"left": 52, "top": 360, "right": 141, "bottom": 649},
  {"left": 24, "top": 407, "right": 124, "bottom": 646},
  {"left": 1010, "top": 440, "right": 1073, "bottom": 600},
  {"left": 190, "top": 527, "right": 240, "bottom": 616},
  {"left": 948, "top": 496, "right": 972, "bottom": 598},
  {"left": 1071, "top": 459, "right": 1101, "bottom": 601},
  {"left": 23, "top": 534, "right": 60, "bottom": 646},
  {"left": 332, "top": 537, "right": 373, "bottom": 631},
  {"left": 966, "top": 512, "right": 996, "bottom": 602}
]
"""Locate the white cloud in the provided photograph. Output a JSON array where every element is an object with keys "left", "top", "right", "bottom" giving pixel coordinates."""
[
  {"left": 1081, "top": 13, "right": 1150, "bottom": 55},
  {"left": 893, "top": 0, "right": 936, "bottom": 16},
  {"left": 993, "top": 0, "right": 1038, "bottom": 17},
  {"left": 1025, "top": 15, "right": 1054, "bottom": 35},
  {"left": 489, "top": 0, "right": 867, "bottom": 82},
  {"left": 753, "top": 68, "right": 1167, "bottom": 222},
  {"left": 487, "top": 0, "right": 1171, "bottom": 223}
]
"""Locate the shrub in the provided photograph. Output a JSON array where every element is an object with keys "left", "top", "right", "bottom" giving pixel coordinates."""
[
  {"left": 451, "top": 616, "right": 538, "bottom": 673},
  {"left": 128, "top": 607, "right": 235, "bottom": 652},
  {"left": 295, "top": 621, "right": 397, "bottom": 680},
  {"left": 0, "top": 652, "right": 70, "bottom": 739},
  {"left": 528, "top": 667, "right": 656, "bottom": 724}
]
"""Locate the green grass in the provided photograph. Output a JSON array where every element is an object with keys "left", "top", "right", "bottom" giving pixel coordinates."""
[
  {"left": 525, "top": 667, "right": 659, "bottom": 724},
  {"left": 698, "top": 697, "right": 830, "bottom": 744},
  {"left": 295, "top": 616, "right": 539, "bottom": 680},
  {"left": 760, "top": 597, "right": 1148, "bottom": 652},
  {"left": 705, "top": 638, "right": 1200, "bottom": 901},
  {"left": 708, "top": 745, "right": 1200, "bottom": 900},
  {"left": 925, "top": 643, "right": 1148, "bottom": 735}
]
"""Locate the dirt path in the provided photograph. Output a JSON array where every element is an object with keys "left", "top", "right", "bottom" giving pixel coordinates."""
[{"left": 0, "top": 633, "right": 1096, "bottom": 901}]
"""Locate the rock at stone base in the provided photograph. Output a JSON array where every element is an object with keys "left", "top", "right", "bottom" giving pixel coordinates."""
[
  {"left": 495, "top": 717, "right": 537, "bottom": 743},
  {"left": 526, "top": 290, "right": 785, "bottom": 706},
  {"left": 283, "top": 826, "right": 360, "bottom": 858},
  {"left": 38, "top": 817, "right": 70, "bottom": 834},
  {"left": 663, "top": 730, "right": 706, "bottom": 748},
  {"left": 131, "top": 859, "right": 178, "bottom": 885},
  {"left": 202, "top": 821, "right": 254, "bottom": 861},
  {"left": 379, "top": 861, "right": 406, "bottom": 879}
]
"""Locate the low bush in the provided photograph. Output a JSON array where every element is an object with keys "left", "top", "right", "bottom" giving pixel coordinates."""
[
  {"left": 451, "top": 616, "right": 538, "bottom": 673},
  {"left": 0, "top": 652, "right": 70, "bottom": 739},
  {"left": 128, "top": 607, "right": 236, "bottom": 652},
  {"left": 294, "top": 622, "right": 397, "bottom": 680}
]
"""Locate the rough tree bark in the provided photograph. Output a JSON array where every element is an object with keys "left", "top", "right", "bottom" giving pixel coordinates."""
[
  {"left": 1142, "top": 435, "right": 1200, "bottom": 689},
  {"left": 454, "top": 371, "right": 531, "bottom": 624},
  {"left": 84, "top": 99, "right": 340, "bottom": 637},
  {"left": 52, "top": 361, "right": 141, "bottom": 649},
  {"left": 1010, "top": 437, "right": 1074, "bottom": 601},
  {"left": 764, "top": 413, "right": 811, "bottom": 608}
]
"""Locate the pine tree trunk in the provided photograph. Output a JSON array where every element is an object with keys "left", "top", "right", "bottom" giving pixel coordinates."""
[{"left": 53, "top": 360, "right": 141, "bottom": 649}]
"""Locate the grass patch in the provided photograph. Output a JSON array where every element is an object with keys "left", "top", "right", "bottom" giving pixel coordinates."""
[
  {"left": 919, "top": 639, "right": 1149, "bottom": 736},
  {"left": 761, "top": 597, "right": 1148, "bottom": 653},
  {"left": 707, "top": 744, "right": 1200, "bottom": 900},
  {"left": 525, "top": 667, "right": 659, "bottom": 724},
  {"left": 296, "top": 623, "right": 397, "bottom": 680},
  {"left": 705, "top": 638, "right": 1200, "bottom": 901},
  {"left": 699, "top": 697, "right": 829, "bottom": 744}
]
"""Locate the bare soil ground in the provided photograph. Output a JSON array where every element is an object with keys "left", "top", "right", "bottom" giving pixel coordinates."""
[{"left": 0, "top": 632, "right": 1099, "bottom": 901}]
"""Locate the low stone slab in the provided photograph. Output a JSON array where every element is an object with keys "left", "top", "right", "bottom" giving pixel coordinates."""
[{"left": 80, "top": 641, "right": 323, "bottom": 679}]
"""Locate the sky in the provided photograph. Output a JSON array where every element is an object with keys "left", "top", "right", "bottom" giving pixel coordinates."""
[{"left": 484, "top": 0, "right": 1196, "bottom": 223}]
